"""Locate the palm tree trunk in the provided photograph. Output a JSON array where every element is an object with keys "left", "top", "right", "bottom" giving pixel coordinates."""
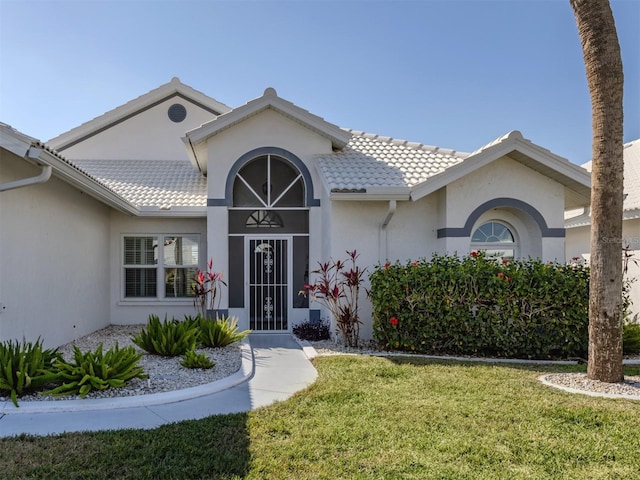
[{"left": 570, "top": 0, "right": 624, "bottom": 383}]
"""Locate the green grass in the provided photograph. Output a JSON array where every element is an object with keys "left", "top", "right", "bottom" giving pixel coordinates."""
[{"left": 1, "top": 357, "right": 639, "bottom": 479}]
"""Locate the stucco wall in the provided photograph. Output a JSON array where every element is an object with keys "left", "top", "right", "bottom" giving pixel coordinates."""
[
  {"left": 109, "top": 213, "right": 207, "bottom": 325},
  {"left": 566, "top": 219, "right": 640, "bottom": 319},
  {"left": 444, "top": 156, "right": 566, "bottom": 261},
  {"left": 0, "top": 153, "right": 111, "bottom": 348},
  {"left": 325, "top": 195, "right": 440, "bottom": 340},
  {"left": 54, "top": 98, "right": 217, "bottom": 161}
]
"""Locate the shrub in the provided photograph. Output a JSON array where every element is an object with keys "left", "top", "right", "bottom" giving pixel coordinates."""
[
  {"left": 44, "top": 343, "right": 147, "bottom": 398},
  {"left": 304, "top": 250, "right": 367, "bottom": 347},
  {"left": 623, "top": 322, "right": 640, "bottom": 355},
  {"left": 0, "top": 338, "right": 60, "bottom": 407},
  {"left": 199, "top": 315, "right": 250, "bottom": 348},
  {"left": 192, "top": 259, "right": 227, "bottom": 317},
  {"left": 132, "top": 314, "right": 199, "bottom": 356},
  {"left": 370, "top": 252, "right": 590, "bottom": 359},
  {"left": 293, "top": 319, "right": 331, "bottom": 341},
  {"left": 180, "top": 348, "right": 215, "bottom": 369}
]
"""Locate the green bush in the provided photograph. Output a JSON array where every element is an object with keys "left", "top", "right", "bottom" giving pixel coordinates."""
[
  {"left": 0, "top": 338, "right": 60, "bottom": 407},
  {"left": 44, "top": 343, "right": 147, "bottom": 398},
  {"left": 199, "top": 315, "right": 250, "bottom": 348},
  {"left": 623, "top": 322, "right": 640, "bottom": 355},
  {"left": 180, "top": 348, "right": 215, "bottom": 369},
  {"left": 370, "top": 252, "right": 590, "bottom": 359},
  {"left": 132, "top": 314, "right": 199, "bottom": 356}
]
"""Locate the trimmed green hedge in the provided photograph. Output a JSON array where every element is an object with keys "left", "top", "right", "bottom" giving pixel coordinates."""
[{"left": 370, "top": 253, "right": 590, "bottom": 359}]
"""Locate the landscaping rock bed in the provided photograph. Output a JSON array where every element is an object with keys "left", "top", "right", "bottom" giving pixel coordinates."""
[{"left": 1, "top": 325, "right": 242, "bottom": 403}]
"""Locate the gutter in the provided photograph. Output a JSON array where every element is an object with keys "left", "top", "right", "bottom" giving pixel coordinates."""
[
  {"left": 0, "top": 147, "right": 52, "bottom": 192},
  {"left": 379, "top": 200, "right": 397, "bottom": 262}
]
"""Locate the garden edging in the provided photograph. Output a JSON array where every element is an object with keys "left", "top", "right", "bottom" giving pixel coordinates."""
[{"left": 0, "top": 338, "right": 254, "bottom": 415}]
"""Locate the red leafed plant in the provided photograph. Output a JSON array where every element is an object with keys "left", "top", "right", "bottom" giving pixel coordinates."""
[
  {"left": 303, "top": 250, "right": 367, "bottom": 347},
  {"left": 192, "top": 259, "right": 227, "bottom": 317}
]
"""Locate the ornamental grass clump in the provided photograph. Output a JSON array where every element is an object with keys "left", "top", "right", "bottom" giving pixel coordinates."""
[
  {"left": 43, "top": 343, "right": 147, "bottom": 398},
  {"left": 370, "top": 252, "right": 590, "bottom": 359},
  {"left": 198, "top": 315, "right": 250, "bottom": 348},
  {"left": 132, "top": 314, "right": 199, "bottom": 357},
  {"left": 0, "top": 338, "right": 60, "bottom": 407},
  {"left": 304, "top": 250, "right": 367, "bottom": 347}
]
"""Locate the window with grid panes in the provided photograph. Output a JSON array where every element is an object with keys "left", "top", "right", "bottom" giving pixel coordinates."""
[{"left": 123, "top": 235, "right": 199, "bottom": 299}]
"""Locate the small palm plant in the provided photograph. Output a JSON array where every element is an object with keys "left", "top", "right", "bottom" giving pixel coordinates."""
[
  {"left": 43, "top": 343, "right": 147, "bottom": 398},
  {"left": 180, "top": 348, "right": 215, "bottom": 369},
  {"left": 132, "top": 314, "right": 199, "bottom": 357},
  {"left": 0, "top": 338, "right": 60, "bottom": 407},
  {"left": 199, "top": 315, "right": 250, "bottom": 348}
]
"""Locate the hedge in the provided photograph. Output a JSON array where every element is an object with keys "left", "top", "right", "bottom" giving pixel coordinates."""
[{"left": 370, "top": 253, "right": 590, "bottom": 359}]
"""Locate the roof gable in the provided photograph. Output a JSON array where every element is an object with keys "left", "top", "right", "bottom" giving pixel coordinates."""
[
  {"left": 410, "top": 131, "right": 591, "bottom": 209},
  {"left": 48, "top": 77, "right": 231, "bottom": 152},
  {"left": 183, "top": 88, "right": 351, "bottom": 173}
]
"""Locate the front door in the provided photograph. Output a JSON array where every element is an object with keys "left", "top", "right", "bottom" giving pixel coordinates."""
[{"left": 247, "top": 237, "right": 290, "bottom": 331}]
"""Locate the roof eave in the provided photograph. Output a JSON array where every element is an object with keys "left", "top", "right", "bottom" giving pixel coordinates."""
[
  {"left": 42, "top": 153, "right": 139, "bottom": 215},
  {"left": 330, "top": 188, "right": 410, "bottom": 201},
  {"left": 136, "top": 206, "right": 207, "bottom": 217}
]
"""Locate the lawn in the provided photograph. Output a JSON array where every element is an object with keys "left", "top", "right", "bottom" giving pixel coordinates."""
[{"left": 1, "top": 356, "right": 639, "bottom": 479}]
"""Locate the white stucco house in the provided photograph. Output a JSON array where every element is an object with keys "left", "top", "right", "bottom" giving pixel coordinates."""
[
  {"left": 1, "top": 78, "right": 592, "bottom": 348},
  {"left": 565, "top": 138, "right": 640, "bottom": 319}
]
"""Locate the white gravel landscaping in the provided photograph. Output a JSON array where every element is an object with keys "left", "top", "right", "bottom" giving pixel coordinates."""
[{"left": 0, "top": 325, "right": 242, "bottom": 403}]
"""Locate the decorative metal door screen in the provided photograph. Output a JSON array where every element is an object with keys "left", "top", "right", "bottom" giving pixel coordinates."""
[{"left": 248, "top": 238, "right": 288, "bottom": 330}]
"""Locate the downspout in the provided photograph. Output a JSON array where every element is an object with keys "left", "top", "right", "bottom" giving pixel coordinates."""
[
  {"left": 0, "top": 147, "right": 52, "bottom": 192},
  {"left": 379, "top": 200, "right": 397, "bottom": 262}
]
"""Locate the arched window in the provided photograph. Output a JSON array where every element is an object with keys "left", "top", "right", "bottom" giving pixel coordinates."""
[
  {"left": 471, "top": 221, "right": 517, "bottom": 260},
  {"left": 232, "top": 154, "right": 304, "bottom": 208}
]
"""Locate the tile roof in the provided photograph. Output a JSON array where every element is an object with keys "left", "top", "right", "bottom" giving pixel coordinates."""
[
  {"left": 315, "top": 130, "right": 469, "bottom": 191},
  {"left": 72, "top": 159, "right": 207, "bottom": 209},
  {"left": 581, "top": 138, "right": 640, "bottom": 215}
]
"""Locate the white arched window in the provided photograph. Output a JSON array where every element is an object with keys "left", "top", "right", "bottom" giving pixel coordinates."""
[{"left": 471, "top": 221, "right": 517, "bottom": 260}]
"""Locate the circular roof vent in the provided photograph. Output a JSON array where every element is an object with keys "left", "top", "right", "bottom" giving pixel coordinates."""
[{"left": 168, "top": 103, "right": 187, "bottom": 123}]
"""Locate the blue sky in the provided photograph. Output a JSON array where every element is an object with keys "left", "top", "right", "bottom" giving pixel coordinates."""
[{"left": 0, "top": 0, "right": 638, "bottom": 164}]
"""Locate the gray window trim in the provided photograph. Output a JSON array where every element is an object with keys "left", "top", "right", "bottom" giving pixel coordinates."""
[
  {"left": 437, "top": 197, "right": 565, "bottom": 238},
  {"left": 207, "top": 147, "right": 320, "bottom": 207}
]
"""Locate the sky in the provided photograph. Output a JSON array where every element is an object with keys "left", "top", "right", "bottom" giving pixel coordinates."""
[{"left": 0, "top": 0, "right": 638, "bottom": 164}]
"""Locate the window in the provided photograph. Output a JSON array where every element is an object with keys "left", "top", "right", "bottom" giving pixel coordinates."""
[
  {"left": 123, "top": 235, "right": 199, "bottom": 300},
  {"left": 471, "top": 221, "right": 517, "bottom": 260},
  {"left": 245, "top": 210, "right": 284, "bottom": 228},
  {"left": 233, "top": 154, "right": 304, "bottom": 208}
]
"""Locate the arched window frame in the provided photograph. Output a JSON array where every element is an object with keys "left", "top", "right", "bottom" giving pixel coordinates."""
[
  {"left": 470, "top": 220, "right": 518, "bottom": 260},
  {"left": 233, "top": 154, "right": 304, "bottom": 209}
]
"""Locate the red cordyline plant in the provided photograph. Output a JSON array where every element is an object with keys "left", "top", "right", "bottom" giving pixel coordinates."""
[
  {"left": 303, "top": 250, "right": 367, "bottom": 347},
  {"left": 192, "top": 259, "right": 227, "bottom": 317}
]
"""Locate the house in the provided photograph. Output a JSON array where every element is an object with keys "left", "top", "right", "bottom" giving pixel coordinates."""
[
  {"left": 0, "top": 78, "right": 591, "bottom": 348},
  {"left": 565, "top": 139, "right": 640, "bottom": 319}
]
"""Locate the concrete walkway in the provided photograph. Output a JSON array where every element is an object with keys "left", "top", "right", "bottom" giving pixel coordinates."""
[{"left": 0, "top": 334, "right": 317, "bottom": 438}]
